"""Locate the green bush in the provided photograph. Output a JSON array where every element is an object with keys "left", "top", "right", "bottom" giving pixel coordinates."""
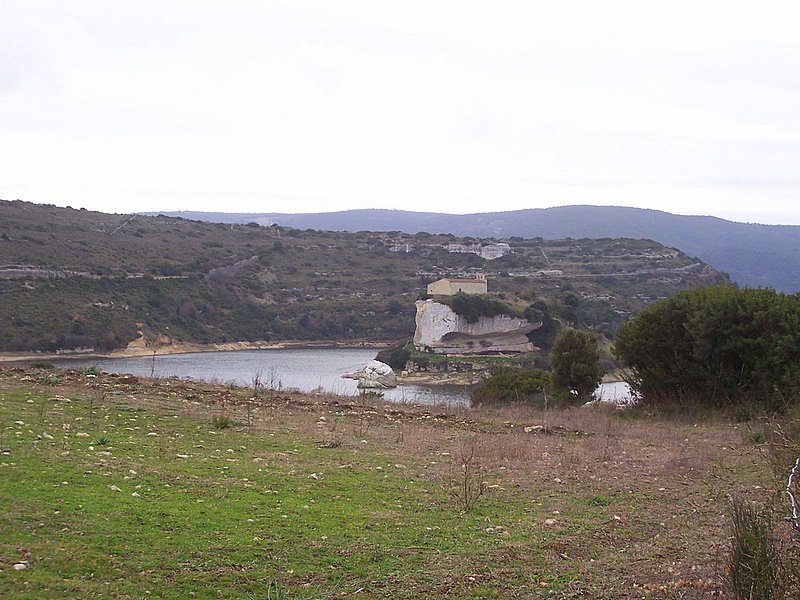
[
  {"left": 376, "top": 341, "right": 411, "bottom": 370},
  {"left": 614, "top": 284, "right": 800, "bottom": 409},
  {"left": 83, "top": 366, "right": 102, "bottom": 377},
  {"left": 28, "top": 360, "right": 54, "bottom": 369},
  {"left": 212, "top": 415, "right": 231, "bottom": 429},
  {"left": 471, "top": 367, "right": 551, "bottom": 405},
  {"left": 550, "top": 328, "right": 604, "bottom": 403},
  {"left": 442, "top": 293, "right": 514, "bottom": 324}
]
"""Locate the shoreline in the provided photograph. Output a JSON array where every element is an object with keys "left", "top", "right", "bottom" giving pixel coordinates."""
[{"left": 0, "top": 339, "right": 389, "bottom": 364}]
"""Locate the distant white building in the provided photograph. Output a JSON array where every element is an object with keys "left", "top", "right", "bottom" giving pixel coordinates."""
[
  {"left": 479, "top": 243, "right": 511, "bottom": 260},
  {"left": 427, "top": 275, "right": 487, "bottom": 296},
  {"left": 445, "top": 243, "right": 511, "bottom": 260}
]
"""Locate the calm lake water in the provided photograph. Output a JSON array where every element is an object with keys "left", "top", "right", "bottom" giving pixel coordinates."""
[
  {"left": 53, "top": 348, "right": 472, "bottom": 406},
  {"left": 52, "top": 348, "right": 632, "bottom": 407}
]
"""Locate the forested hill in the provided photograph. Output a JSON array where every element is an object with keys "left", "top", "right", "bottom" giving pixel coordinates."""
[
  {"left": 157, "top": 206, "right": 800, "bottom": 293},
  {"left": 1, "top": 200, "right": 727, "bottom": 353}
]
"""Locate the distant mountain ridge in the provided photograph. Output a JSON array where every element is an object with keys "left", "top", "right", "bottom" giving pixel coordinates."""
[{"left": 156, "top": 206, "right": 800, "bottom": 292}]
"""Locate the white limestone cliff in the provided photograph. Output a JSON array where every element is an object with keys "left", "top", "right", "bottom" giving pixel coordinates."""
[{"left": 413, "top": 299, "right": 536, "bottom": 355}]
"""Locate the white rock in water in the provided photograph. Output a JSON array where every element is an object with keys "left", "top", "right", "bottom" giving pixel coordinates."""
[{"left": 346, "top": 360, "right": 397, "bottom": 389}]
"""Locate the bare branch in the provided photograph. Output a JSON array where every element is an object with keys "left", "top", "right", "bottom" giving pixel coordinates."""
[{"left": 787, "top": 456, "right": 800, "bottom": 532}]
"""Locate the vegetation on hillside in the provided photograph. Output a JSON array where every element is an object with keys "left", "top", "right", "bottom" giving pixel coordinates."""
[
  {"left": 436, "top": 292, "right": 515, "bottom": 323},
  {"left": 160, "top": 205, "right": 800, "bottom": 292},
  {"left": 0, "top": 200, "right": 727, "bottom": 353}
]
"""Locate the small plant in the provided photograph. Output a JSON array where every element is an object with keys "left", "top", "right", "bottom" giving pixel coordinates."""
[
  {"left": 265, "top": 581, "right": 287, "bottom": 600},
  {"left": 750, "top": 429, "right": 766, "bottom": 445},
  {"left": 88, "top": 389, "right": 105, "bottom": 424},
  {"left": 34, "top": 374, "right": 60, "bottom": 386},
  {"left": 726, "top": 496, "right": 785, "bottom": 599},
  {"left": 212, "top": 415, "right": 231, "bottom": 429},
  {"left": 247, "top": 371, "right": 263, "bottom": 430},
  {"left": 265, "top": 367, "right": 281, "bottom": 401},
  {"left": 446, "top": 438, "right": 488, "bottom": 512},
  {"left": 84, "top": 366, "right": 102, "bottom": 377},
  {"left": 95, "top": 436, "right": 110, "bottom": 446},
  {"left": 29, "top": 360, "right": 54, "bottom": 369},
  {"left": 252, "top": 371, "right": 264, "bottom": 400},
  {"left": 588, "top": 495, "right": 612, "bottom": 507}
]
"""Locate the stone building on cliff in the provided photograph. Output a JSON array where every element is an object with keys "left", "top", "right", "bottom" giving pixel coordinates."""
[{"left": 426, "top": 275, "right": 487, "bottom": 296}]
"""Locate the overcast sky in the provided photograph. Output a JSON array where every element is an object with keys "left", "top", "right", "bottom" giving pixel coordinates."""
[{"left": 2, "top": 1, "right": 799, "bottom": 224}]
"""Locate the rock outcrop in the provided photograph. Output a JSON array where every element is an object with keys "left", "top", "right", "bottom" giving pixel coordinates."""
[
  {"left": 413, "top": 299, "right": 536, "bottom": 355},
  {"left": 343, "top": 360, "right": 397, "bottom": 389}
]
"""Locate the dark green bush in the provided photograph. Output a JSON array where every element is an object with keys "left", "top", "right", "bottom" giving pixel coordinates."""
[
  {"left": 614, "top": 284, "right": 800, "bottom": 409},
  {"left": 212, "top": 415, "right": 231, "bottom": 429},
  {"left": 471, "top": 367, "right": 551, "bottom": 406},
  {"left": 376, "top": 341, "right": 411, "bottom": 370},
  {"left": 28, "top": 360, "right": 54, "bottom": 369},
  {"left": 442, "top": 293, "right": 514, "bottom": 324}
]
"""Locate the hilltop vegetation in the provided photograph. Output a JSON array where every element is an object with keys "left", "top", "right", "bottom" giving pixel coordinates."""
[
  {"left": 0, "top": 200, "right": 727, "bottom": 353},
  {"left": 163, "top": 206, "right": 800, "bottom": 292}
]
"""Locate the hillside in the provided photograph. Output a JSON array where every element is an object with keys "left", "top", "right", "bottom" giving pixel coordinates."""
[
  {"left": 160, "top": 206, "right": 800, "bottom": 292},
  {"left": 0, "top": 200, "right": 727, "bottom": 353}
]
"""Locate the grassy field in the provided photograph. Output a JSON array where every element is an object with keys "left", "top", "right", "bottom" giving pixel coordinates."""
[{"left": 0, "top": 366, "right": 781, "bottom": 598}]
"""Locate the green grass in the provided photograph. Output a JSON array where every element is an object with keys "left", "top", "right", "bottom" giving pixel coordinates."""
[
  {"left": 0, "top": 371, "right": 778, "bottom": 598},
  {"left": 0, "top": 386, "right": 585, "bottom": 599}
]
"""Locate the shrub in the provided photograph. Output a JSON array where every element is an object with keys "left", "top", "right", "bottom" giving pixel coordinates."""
[
  {"left": 727, "top": 497, "right": 785, "bottom": 599},
  {"left": 29, "top": 360, "right": 54, "bottom": 369},
  {"left": 442, "top": 293, "right": 514, "bottom": 324},
  {"left": 376, "top": 341, "right": 411, "bottom": 370},
  {"left": 212, "top": 415, "right": 231, "bottom": 429},
  {"left": 445, "top": 438, "right": 488, "bottom": 512},
  {"left": 614, "top": 284, "right": 800, "bottom": 409},
  {"left": 471, "top": 367, "right": 551, "bottom": 405},
  {"left": 83, "top": 366, "right": 102, "bottom": 377}
]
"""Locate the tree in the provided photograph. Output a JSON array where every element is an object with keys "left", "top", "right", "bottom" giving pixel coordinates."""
[
  {"left": 525, "top": 300, "right": 561, "bottom": 351},
  {"left": 550, "top": 328, "right": 604, "bottom": 402},
  {"left": 613, "top": 284, "right": 800, "bottom": 408}
]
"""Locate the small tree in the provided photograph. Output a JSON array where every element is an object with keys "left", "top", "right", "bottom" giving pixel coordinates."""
[{"left": 549, "top": 328, "right": 604, "bottom": 403}]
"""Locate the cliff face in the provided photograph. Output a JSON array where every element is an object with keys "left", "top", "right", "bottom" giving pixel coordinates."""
[{"left": 413, "top": 299, "right": 536, "bottom": 355}]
